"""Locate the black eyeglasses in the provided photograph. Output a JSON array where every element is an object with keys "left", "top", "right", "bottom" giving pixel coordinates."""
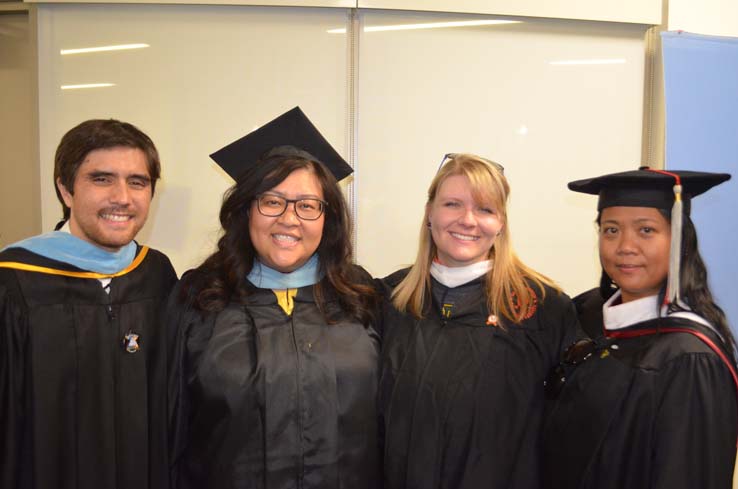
[
  {"left": 438, "top": 153, "right": 505, "bottom": 174},
  {"left": 254, "top": 194, "right": 327, "bottom": 221},
  {"left": 544, "top": 338, "right": 599, "bottom": 400}
]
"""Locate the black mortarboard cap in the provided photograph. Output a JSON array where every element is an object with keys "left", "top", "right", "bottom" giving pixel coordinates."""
[
  {"left": 568, "top": 167, "right": 730, "bottom": 212},
  {"left": 209, "top": 106, "right": 353, "bottom": 181}
]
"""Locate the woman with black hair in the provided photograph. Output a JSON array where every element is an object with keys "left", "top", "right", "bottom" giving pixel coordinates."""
[
  {"left": 543, "top": 167, "right": 738, "bottom": 489},
  {"left": 166, "top": 108, "right": 381, "bottom": 489}
]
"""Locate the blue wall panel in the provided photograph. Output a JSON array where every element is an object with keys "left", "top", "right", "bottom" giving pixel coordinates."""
[{"left": 663, "top": 31, "right": 738, "bottom": 331}]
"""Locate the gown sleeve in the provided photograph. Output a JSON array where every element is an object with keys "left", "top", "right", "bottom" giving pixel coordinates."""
[
  {"left": 542, "top": 288, "right": 581, "bottom": 367},
  {"left": 652, "top": 352, "right": 738, "bottom": 489},
  {"left": 0, "top": 281, "right": 28, "bottom": 489},
  {"left": 165, "top": 277, "right": 217, "bottom": 489},
  {"left": 165, "top": 280, "right": 193, "bottom": 489}
]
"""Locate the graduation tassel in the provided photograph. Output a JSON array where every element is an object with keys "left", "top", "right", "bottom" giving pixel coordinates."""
[
  {"left": 646, "top": 169, "right": 683, "bottom": 308},
  {"left": 667, "top": 182, "right": 683, "bottom": 305}
]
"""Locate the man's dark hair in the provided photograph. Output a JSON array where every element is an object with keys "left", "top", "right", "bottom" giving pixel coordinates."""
[{"left": 53, "top": 119, "right": 161, "bottom": 221}]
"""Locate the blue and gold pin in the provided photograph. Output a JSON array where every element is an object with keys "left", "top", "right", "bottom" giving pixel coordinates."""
[{"left": 123, "top": 331, "right": 140, "bottom": 353}]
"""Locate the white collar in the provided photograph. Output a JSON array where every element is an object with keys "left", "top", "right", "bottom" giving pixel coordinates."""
[
  {"left": 603, "top": 291, "right": 660, "bottom": 331},
  {"left": 603, "top": 290, "right": 714, "bottom": 332},
  {"left": 430, "top": 260, "right": 491, "bottom": 288}
]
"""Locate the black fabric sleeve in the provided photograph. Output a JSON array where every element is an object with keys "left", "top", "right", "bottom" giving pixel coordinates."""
[
  {"left": 542, "top": 288, "right": 582, "bottom": 367},
  {"left": 165, "top": 276, "right": 217, "bottom": 489},
  {"left": 0, "top": 279, "right": 28, "bottom": 489},
  {"left": 652, "top": 352, "right": 738, "bottom": 489},
  {"left": 573, "top": 288, "right": 606, "bottom": 339},
  {"left": 165, "top": 280, "right": 192, "bottom": 489}
]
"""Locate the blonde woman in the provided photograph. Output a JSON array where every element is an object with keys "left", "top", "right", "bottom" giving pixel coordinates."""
[{"left": 379, "top": 153, "right": 578, "bottom": 489}]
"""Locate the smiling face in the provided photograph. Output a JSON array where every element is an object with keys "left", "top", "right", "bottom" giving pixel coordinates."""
[
  {"left": 57, "top": 146, "right": 152, "bottom": 252},
  {"left": 599, "top": 206, "right": 671, "bottom": 303},
  {"left": 427, "top": 174, "right": 504, "bottom": 267},
  {"left": 249, "top": 168, "right": 325, "bottom": 273}
]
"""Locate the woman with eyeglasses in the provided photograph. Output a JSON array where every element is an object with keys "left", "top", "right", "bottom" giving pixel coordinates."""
[
  {"left": 379, "top": 153, "right": 578, "bottom": 489},
  {"left": 543, "top": 168, "right": 738, "bottom": 489},
  {"left": 166, "top": 108, "right": 381, "bottom": 489}
]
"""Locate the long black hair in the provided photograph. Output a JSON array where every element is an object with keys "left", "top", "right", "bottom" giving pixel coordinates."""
[
  {"left": 598, "top": 210, "right": 735, "bottom": 356},
  {"left": 181, "top": 151, "right": 377, "bottom": 325}
]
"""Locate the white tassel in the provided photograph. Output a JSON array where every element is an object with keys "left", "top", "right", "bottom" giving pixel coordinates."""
[{"left": 667, "top": 184, "right": 683, "bottom": 305}]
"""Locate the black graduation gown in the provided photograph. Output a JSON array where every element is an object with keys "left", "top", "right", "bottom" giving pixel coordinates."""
[
  {"left": 379, "top": 270, "right": 578, "bottom": 489},
  {"left": 0, "top": 245, "right": 177, "bottom": 489},
  {"left": 543, "top": 288, "right": 738, "bottom": 489},
  {"left": 167, "top": 267, "right": 382, "bottom": 489}
]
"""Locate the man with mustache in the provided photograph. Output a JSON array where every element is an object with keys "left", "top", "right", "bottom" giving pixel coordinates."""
[{"left": 0, "top": 119, "right": 177, "bottom": 489}]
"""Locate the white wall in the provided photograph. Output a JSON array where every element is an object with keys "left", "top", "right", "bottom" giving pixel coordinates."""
[
  {"left": 8, "top": 0, "right": 737, "bottom": 298},
  {"left": 355, "top": 11, "right": 647, "bottom": 297},
  {"left": 668, "top": 0, "right": 738, "bottom": 37},
  {"left": 0, "top": 10, "right": 40, "bottom": 248},
  {"left": 36, "top": 5, "right": 350, "bottom": 273},
  {"left": 25, "top": 0, "right": 662, "bottom": 25},
  {"left": 29, "top": 5, "right": 648, "bottom": 297},
  {"left": 18, "top": 2, "right": 653, "bottom": 297},
  {"left": 358, "top": 0, "right": 660, "bottom": 24}
]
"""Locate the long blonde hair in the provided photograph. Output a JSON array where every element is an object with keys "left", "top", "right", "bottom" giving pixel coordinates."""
[{"left": 391, "top": 153, "right": 559, "bottom": 324}]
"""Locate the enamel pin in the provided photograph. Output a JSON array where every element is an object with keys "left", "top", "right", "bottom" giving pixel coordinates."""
[{"left": 123, "top": 331, "right": 140, "bottom": 353}]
